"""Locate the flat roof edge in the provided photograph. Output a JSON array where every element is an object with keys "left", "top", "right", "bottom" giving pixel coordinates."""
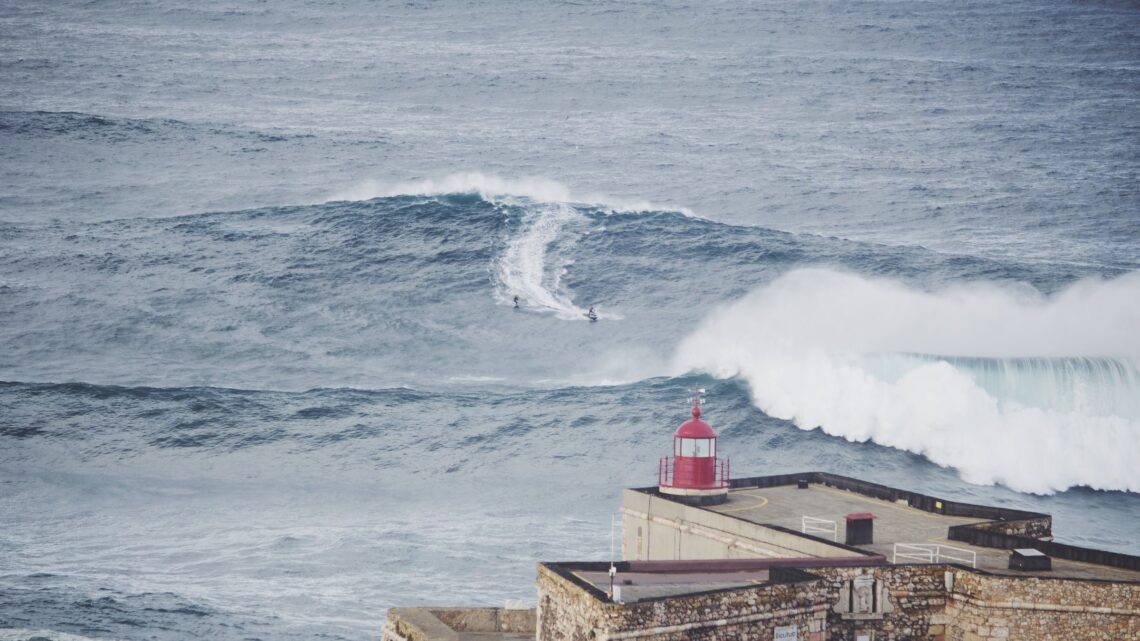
[
  {"left": 632, "top": 471, "right": 1140, "bottom": 573},
  {"left": 644, "top": 470, "right": 1050, "bottom": 520},
  {"left": 538, "top": 559, "right": 830, "bottom": 605}
]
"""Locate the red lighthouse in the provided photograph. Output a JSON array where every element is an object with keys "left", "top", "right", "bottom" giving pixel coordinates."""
[{"left": 658, "top": 394, "right": 730, "bottom": 505}]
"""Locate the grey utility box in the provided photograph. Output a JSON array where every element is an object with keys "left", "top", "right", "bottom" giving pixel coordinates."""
[{"left": 1009, "top": 548, "right": 1051, "bottom": 571}]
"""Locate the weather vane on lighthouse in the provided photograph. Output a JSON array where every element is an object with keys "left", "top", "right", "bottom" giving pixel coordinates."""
[{"left": 658, "top": 386, "right": 729, "bottom": 505}]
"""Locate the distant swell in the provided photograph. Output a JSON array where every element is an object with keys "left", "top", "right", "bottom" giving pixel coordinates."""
[
  {"left": 0, "top": 631, "right": 128, "bottom": 641},
  {"left": 673, "top": 268, "right": 1140, "bottom": 494}
]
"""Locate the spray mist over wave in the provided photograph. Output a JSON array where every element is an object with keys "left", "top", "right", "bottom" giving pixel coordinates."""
[
  {"left": 328, "top": 172, "right": 695, "bottom": 216},
  {"left": 672, "top": 268, "right": 1140, "bottom": 494}
]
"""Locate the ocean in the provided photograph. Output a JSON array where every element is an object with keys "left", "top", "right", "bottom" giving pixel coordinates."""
[{"left": 1, "top": 1, "right": 1138, "bottom": 639}]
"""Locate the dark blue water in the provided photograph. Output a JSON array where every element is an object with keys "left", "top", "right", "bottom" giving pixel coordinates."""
[{"left": 2, "top": 1, "right": 1138, "bottom": 640}]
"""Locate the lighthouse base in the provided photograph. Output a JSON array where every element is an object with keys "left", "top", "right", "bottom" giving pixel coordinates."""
[{"left": 658, "top": 485, "right": 729, "bottom": 506}]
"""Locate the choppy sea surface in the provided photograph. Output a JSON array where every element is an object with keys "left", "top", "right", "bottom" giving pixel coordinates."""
[{"left": 2, "top": 1, "right": 1138, "bottom": 639}]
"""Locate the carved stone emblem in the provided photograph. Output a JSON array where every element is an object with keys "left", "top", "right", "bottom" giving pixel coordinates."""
[
  {"left": 853, "top": 575, "right": 875, "bottom": 614},
  {"left": 834, "top": 573, "right": 892, "bottom": 620}
]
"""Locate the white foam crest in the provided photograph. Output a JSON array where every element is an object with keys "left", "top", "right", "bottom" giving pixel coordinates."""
[
  {"left": 328, "top": 171, "right": 694, "bottom": 216},
  {"left": 672, "top": 268, "right": 1140, "bottom": 494}
]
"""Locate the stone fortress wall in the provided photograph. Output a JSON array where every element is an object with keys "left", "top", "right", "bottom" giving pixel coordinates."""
[
  {"left": 537, "top": 562, "right": 830, "bottom": 641},
  {"left": 535, "top": 561, "right": 1140, "bottom": 641},
  {"left": 945, "top": 571, "right": 1139, "bottom": 641},
  {"left": 536, "top": 472, "right": 1139, "bottom": 641}
]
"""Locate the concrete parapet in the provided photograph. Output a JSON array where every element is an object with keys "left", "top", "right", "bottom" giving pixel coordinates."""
[
  {"left": 383, "top": 608, "right": 459, "bottom": 641},
  {"left": 382, "top": 607, "right": 536, "bottom": 641},
  {"left": 431, "top": 607, "right": 536, "bottom": 633}
]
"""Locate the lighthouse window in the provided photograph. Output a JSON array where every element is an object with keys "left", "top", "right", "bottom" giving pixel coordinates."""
[{"left": 678, "top": 438, "right": 714, "bottom": 457}]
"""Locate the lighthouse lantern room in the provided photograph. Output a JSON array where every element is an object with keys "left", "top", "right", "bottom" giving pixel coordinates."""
[{"left": 658, "top": 392, "right": 730, "bottom": 506}]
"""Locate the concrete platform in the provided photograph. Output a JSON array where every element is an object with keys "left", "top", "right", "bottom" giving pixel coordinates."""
[
  {"left": 571, "top": 568, "right": 772, "bottom": 602},
  {"left": 707, "top": 483, "right": 1140, "bottom": 582},
  {"left": 382, "top": 607, "right": 535, "bottom": 641}
]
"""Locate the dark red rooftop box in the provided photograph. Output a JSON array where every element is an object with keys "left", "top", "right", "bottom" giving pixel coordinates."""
[{"left": 845, "top": 512, "right": 874, "bottom": 545}]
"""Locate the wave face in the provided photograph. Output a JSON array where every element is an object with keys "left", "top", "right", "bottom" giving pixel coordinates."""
[
  {"left": 864, "top": 354, "right": 1140, "bottom": 420},
  {"left": 673, "top": 269, "right": 1140, "bottom": 494},
  {"left": 3, "top": 191, "right": 1124, "bottom": 391}
]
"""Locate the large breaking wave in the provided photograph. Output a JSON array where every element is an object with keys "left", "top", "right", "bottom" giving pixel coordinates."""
[
  {"left": 673, "top": 268, "right": 1140, "bottom": 494},
  {"left": 3, "top": 183, "right": 1138, "bottom": 493}
]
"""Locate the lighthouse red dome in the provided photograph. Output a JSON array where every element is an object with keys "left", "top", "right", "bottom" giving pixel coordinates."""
[
  {"left": 658, "top": 402, "right": 729, "bottom": 501},
  {"left": 673, "top": 405, "right": 717, "bottom": 439}
]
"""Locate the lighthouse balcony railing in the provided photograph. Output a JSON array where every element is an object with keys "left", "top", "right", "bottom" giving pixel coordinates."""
[{"left": 658, "top": 456, "right": 730, "bottom": 489}]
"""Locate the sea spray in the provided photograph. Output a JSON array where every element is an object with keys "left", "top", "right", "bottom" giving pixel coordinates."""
[{"left": 672, "top": 268, "right": 1140, "bottom": 494}]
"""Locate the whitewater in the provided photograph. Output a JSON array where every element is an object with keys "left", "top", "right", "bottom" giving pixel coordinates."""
[
  {"left": 673, "top": 269, "right": 1140, "bottom": 494},
  {"left": 2, "top": 1, "right": 1138, "bottom": 640}
]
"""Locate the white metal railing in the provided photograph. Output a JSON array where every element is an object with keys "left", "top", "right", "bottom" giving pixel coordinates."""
[
  {"left": 893, "top": 543, "right": 977, "bottom": 568},
  {"left": 801, "top": 515, "right": 838, "bottom": 542}
]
